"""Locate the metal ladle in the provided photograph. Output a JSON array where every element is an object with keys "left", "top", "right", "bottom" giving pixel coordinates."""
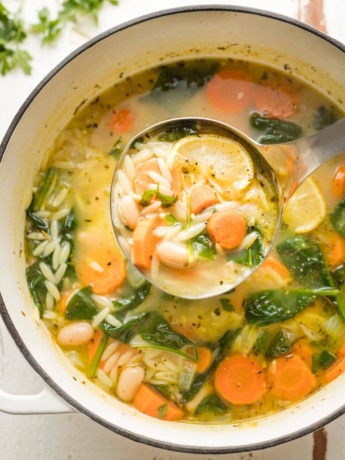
[{"left": 110, "top": 117, "right": 345, "bottom": 299}]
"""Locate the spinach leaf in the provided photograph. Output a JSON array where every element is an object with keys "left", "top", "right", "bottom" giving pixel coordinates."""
[
  {"left": 152, "top": 61, "right": 218, "bottom": 93},
  {"left": 26, "top": 197, "right": 49, "bottom": 233},
  {"left": 253, "top": 331, "right": 271, "bottom": 355},
  {"left": 312, "top": 350, "right": 336, "bottom": 373},
  {"left": 330, "top": 197, "right": 345, "bottom": 237},
  {"left": 182, "top": 329, "right": 239, "bottom": 402},
  {"left": 265, "top": 329, "right": 291, "bottom": 359},
  {"left": 101, "top": 311, "right": 197, "bottom": 360},
  {"left": 137, "top": 312, "right": 197, "bottom": 360},
  {"left": 245, "top": 289, "right": 316, "bottom": 326},
  {"left": 330, "top": 264, "right": 345, "bottom": 320},
  {"left": 195, "top": 394, "right": 227, "bottom": 416},
  {"left": 227, "top": 228, "right": 264, "bottom": 266},
  {"left": 26, "top": 261, "right": 47, "bottom": 317},
  {"left": 157, "top": 125, "right": 198, "bottom": 142},
  {"left": 61, "top": 208, "right": 77, "bottom": 233},
  {"left": 192, "top": 234, "right": 216, "bottom": 260},
  {"left": 250, "top": 112, "right": 302, "bottom": 144},
  {"left": 111, "top": 282, "right": 151, "bottom": 320},
  {"left": 100, "top": 316, "right": 143, "bottom": 342},
  {"left": 65, "top": 286, "right": 98, "bottom": 320},
  {"left": 277, "top": 236, "right": 337, "bottom": 295},
  {"left": 141, "top": 61, "right": 218, "bottom": 108},
  {"left": 313, "top": 106, "right": 337, "bottom": 131}
]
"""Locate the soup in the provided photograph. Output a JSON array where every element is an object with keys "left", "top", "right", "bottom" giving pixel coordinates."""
[
  {"left": 25, "top": 58, "right": 345, "bottom": 423},
  {"left": 112, "top": 123, "right": 279, "bottom": 298}
]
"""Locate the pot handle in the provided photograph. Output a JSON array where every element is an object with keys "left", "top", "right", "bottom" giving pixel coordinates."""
[
  {"left": 0, "top": 385, "right": 74, "bottom": 414},
  {"left": 0, "top": 296, "right": 75, "bottom": 415}
]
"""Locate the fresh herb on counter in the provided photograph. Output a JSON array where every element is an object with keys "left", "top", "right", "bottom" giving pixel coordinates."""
[
  {"left": 32, "top": 0, "right": 119, "bottom": 44},
  {"left": 0, "top": 3, "right": 32, "bottom": 75},
  {"left": 0, "top": 0, "right": 119, "bottom": 75}
]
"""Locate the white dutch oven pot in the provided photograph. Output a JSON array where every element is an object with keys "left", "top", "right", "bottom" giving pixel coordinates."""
[{"left": 1, "top": 6, "right": 345, "bottom": 454}]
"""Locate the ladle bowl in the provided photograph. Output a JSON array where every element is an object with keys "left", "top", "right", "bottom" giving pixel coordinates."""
[{"left": 111, "top": 116, "right": 345, "bottom": 299}]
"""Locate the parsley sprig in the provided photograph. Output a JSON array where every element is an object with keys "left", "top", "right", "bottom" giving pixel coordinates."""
[
  {"left": 0, "top": 3, "right": 31, "bottom": 75},
  {"left": 0, "top": 0, "right": 119, "bottom": 76},
  {"left": 32, "top": 0, "right": 119, "bottom": 45}
]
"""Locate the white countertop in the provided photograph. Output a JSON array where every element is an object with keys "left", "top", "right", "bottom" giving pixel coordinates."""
[{"left": 1, "top": 1, "right": 345, "bottom": 459}]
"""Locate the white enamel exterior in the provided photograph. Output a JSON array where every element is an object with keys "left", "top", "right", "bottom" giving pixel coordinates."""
[{"left": 1, "top": 7, "right": 345, "bottom": 453}]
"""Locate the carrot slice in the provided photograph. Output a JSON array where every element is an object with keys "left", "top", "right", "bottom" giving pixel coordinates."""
[
  {"left": 215, "top": 354, "right": 266, "bottom": 405},
  {"left": 291, "top": 340, "right": 313, "bottom": 368},
  {"left": 134, "top": 158, "right": 161, "bottom": 196},
  {"left": 261, "top": 256, "right": 291, "bottom": 280},
  {"left": 59, "top": 289, "right": 76, "bottom": 314},
  {"left": 133, "top": 383, "right": 184, "bottom": 421},
  {"left": 332, "top": 165, "right": 345, "bottom": 198},
  {"left": 326, "top": 233, "right": 345, "bottom": 268},
  {"left": 196, "top": 346, "right": 213, "bottom": 374},
  {"left": 190, "top": 185, "right": 218, "bottom": 215},
  {"left": 76, "top": 235, "right": 126, "bottom": 295},
  {"left": 338, "top": 344, "right": 345, "bottom": 358},
  {"left": 323, "top": 356, "right": 345, "bottom": 383},
  {"left": 206, "top": 69, "right": 254, "bottom": 114},
  {"left": 207, "top": 210, "right": 246, "bottom": 249},
  {"left": 170, "top": 167, "right": 182, "bottom": 196},
  {"left": 254, "top": 78, "right": 298, "bottom": 118},
  {"left": 268, "top": 355, "right": 316, "bottom": 401},
  {"left": 109, "top": 108, "right": 133, "bottom": 133},
  {"left": 132, "top": 218, "right": 160, "bottom": 270}
]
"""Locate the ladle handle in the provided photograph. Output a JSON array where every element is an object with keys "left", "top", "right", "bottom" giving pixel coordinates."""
[{"left": 289, "top": 117, "right": 345, "bottom": 186}]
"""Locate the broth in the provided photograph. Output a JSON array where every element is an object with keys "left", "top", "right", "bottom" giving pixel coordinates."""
[{"left": 25, "top": 58, "right": 345, "bottom": 423}]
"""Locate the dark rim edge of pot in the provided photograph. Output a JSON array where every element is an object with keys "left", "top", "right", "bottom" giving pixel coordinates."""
[{"left": 1, "top": 5, "right": 345, "bottom": 454}]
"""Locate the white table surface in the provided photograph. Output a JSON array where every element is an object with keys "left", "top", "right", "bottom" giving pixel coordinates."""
[{"left": 1, "top": 1, "right": 345, "bottom": 459}]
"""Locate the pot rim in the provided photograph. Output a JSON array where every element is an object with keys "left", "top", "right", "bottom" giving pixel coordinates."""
[{"left": 1, "top": 4, "right": 345, "bottom": 454}]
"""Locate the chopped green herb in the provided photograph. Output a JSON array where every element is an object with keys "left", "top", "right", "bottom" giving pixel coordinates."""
[
  {"left": 219, "top": 298, "right": 234, "bottom": 312},
  {"left": 139, "top": 188, "right": 177, "bottom": 208},
  {"left": 158, "top": 402, "right": 168, "bottom": 419},
  {"left": 109, "top": 137, "right": 123, "bottom": 159},
  {"left": 165, "top": 214, "right": 177, "bottom": 225}
]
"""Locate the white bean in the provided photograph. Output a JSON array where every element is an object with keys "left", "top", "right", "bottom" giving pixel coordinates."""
[
  {"left": 118, "top": 195, "right": 140, "bottom": 229},
  {"left": 116, "top": 366, "right": 145, "bottom": 402},
  {"left": 57, "top": 322, "right": 94, "bottom": 347},
  {"left": 156, "top": 241, "right": 195, "bottom": 269}
]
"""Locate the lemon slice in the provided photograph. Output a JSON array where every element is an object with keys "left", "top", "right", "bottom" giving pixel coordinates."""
[
  {"left": 167, "top": 134, "right": 254, "bottom": 192},
  {"left": 282, "top": 177, "right": 327, "bottom": 233}
]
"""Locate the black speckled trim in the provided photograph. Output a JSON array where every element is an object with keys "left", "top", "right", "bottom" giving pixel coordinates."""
[{"left": 1, "top": 5, "right": 345, "bottom": 454}]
